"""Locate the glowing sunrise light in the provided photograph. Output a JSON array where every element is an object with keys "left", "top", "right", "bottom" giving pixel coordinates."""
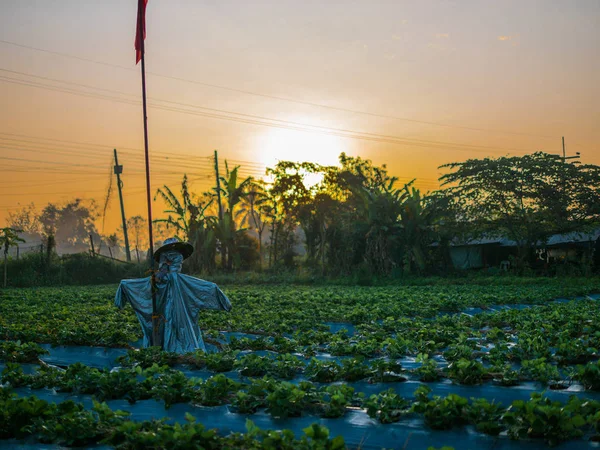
[{"left": 257, "top": 127, "right": 346, "bottom": 169}]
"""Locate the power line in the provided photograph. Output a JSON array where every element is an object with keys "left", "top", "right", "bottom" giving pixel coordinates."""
[
  {"left": 0, "top": 38, "right": 563, "bottom": 140},
  {"left": 0, "top": 143, "right": 224, "bottom": 173},
  {"left": 0, "top": 132, "right": 280, "bottom": 171},
  {"left": 0, "top": 139, "right": 217, "bottom": 171},
  {"left": 0, "top": 68, "right": 543, "bottom": 155},
  {"left": 0, "top": 132, "right": 214, "bottom": 162},
  {"left": 0, "top": 175, "right": 213, "bottom": 199},
  {"left": 0, "top": 136, "right": 440, "bottom": 184}
]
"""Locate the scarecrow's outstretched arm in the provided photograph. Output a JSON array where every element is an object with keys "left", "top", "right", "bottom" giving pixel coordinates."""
[
  {"left": 179, "top": 274, "right": 232, "bottom": 312},
  {"left": 114, "top": 277, "right": 152, "bottom": 309}
]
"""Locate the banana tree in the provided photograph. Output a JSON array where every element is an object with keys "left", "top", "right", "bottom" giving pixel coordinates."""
[
  {"left": 155, "top": 175, "right": 220, "bottom": 271},
  {"left": 214, "top": 162, "right": 254, "bottom": 270},
  {"left": 351, "top": 179, "right": 405, "bottom": 274},
  {"left": 399, "top": 185, "right": 437, "bottom": 273},
  {"left": 1, "top": 227, "right": 25, "bottom": 288},
  {"left": 154, "top": 174, "right": 195, "bottom": 238},
  {"left": 187, "top": 201, "right": 218, "bottom": 273}
]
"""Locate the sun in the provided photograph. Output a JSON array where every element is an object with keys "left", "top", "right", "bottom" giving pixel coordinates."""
[{"left": 256, "top": 128, "right": 346, "bottom": 170}]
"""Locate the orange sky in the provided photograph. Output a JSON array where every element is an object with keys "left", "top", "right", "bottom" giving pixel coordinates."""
[{"left": 0, "top": 0, "right": 598, "bottom": 236}]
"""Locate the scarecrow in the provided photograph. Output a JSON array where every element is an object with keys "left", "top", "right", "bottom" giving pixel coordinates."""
[{"left": 115, "top": 238, "right": 232, "bottom": 353}]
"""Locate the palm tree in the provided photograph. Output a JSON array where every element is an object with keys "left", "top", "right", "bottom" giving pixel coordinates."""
[{"left": 1, "top": 227, "right": 25, "bottom": 288}]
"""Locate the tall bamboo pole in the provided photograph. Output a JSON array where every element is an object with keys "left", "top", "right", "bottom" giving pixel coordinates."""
[{"left": 137, "top": 0, "right": 161, "bottom": 349}]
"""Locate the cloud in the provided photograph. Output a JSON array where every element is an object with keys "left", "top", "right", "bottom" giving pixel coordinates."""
[
  {"left": 497, "top": 34, "right": 520, "bottom": 46},
  {"left": 436, "top": 33, "right": 450, "bottom": 39}
]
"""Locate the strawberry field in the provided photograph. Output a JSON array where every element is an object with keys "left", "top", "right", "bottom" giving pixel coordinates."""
[{"left": 2, "top": 279, "right": 600, "bottom": 449}]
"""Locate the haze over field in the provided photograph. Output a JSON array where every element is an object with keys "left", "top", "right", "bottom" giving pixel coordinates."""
[{"left": 0, "top": 0, "right": 598, "bottom": 233}]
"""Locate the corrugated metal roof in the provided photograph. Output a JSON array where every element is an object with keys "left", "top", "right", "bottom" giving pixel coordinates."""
[
  {"left": 546, "top": 229, "right": 600, "bottom": 246},
  {"left": 441, "top": 229, "right": 600, "bottom": 247},
  {"left": 446, "top": 235, "right": 516, "bottom": 247}
]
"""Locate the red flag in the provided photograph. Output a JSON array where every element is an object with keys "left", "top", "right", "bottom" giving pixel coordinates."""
[{"left": 135, "top": 0, "right": 148, "bottom": 64}]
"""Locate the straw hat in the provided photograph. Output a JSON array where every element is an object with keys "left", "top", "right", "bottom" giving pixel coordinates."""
[{"left": 154, "top": 237, "right": 194, "bottom": 261}]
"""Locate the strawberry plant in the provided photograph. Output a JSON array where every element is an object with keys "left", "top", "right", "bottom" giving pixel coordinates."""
[
  {"left": 520, "top": 358, "right": 561, "bottom": 385},
  {"left": 574, "top": 360, "right": 600, "bottom": 390},
  {"left": 1, "top": 362, "right": 31, "bottom": 387},
  {"left": 266, "top": 381, "right": 316, "bottom": 418},
  {"left": 269, "top": 353, "right": 304, "bottom": 380},
  {"left": 147, "top": 369, "right": 198, "bottom": 408},
  {"left": 339, "top": 357, "right": 371, "bottom": 381},
  {"left": 0, "top": 341, "right": 48, "bottom": 363},
  {"left": 368, "top": 358, "right": 406, "bottom": 383},
  {"left": 383, "top": 335, "right": 413, "bottom": 357},
  {"left": 116, "top": 347, "right": 181, "bottom": 368},
  {"left": 319, "top": 384, "right": 356, "bottom": 418},
  {"left": 502, "top": 393, "right": 587, "bottom": 446},
  {"left": 467, "top": 398, "right": 505, "bottom": 435},
  {"left": 447, "top": 359, "right": 487, "bottom": 385},
  {"left": 235, "top": 354, "right": 273, "bottom": 377},
  {"left": 491, "top": 364, "right": 521, "bottom": 387},
  {"left": 365, "top": 388, "right": 410, "bottom": 423},
  {"left": 195, "top": 374, "right": 240, "bottom": 406},
  {"left": 204, "top": 351, "right": 238, "bottom": 372},
  {"left": 231, "top": 391, "right": 265, "bottom": 414},
  {"left": 306, "top": 358, "right": 341, "bottom": 383},
  {"left": 411, "top": 386, "right": 468, "bottom": 430},
  {"left": 554, "top": 338, "right": 597, "bottom": 366},
  {"left": 414, "top": 353, "right": 441, "bottom": 382}
]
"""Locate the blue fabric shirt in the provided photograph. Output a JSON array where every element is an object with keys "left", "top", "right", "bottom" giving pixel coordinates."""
[{"left": 115, "top": 251, "right": 232, "bottom": 353}]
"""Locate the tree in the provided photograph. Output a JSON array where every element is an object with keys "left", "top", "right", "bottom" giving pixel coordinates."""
[
  {"left": 154, "top": 174, "right": 195, "bottom": 238},
  {"left": 126, "top": 216, "right": 148, "bottom": 263},
  {"left": 437, "top": 152, "right": 600, "bottom": 270},
  {"left": 319, "top": 154, "right": 404, "bottom": 275},
  {"left": 38, "top": 199, "right": 100, "bottom": 254},
  {"left": 1, "top": 227, "right": 25, "bottom": 288},
  {"left": 155, "top": 175, "right": 218, "bottom": 272},
  {"left": 7, "top": 203, "right": 40, "bottom": 239},
  {"left": 105, "top": 233, "right": 119, "bottom": 259},
  {"left": 239, "top": 181, "right": 268, "bottom": 269},
  {"left": 351, "top": 178, "right": 405, "bottom": 274},
  {"left": 398, "top": 185, "right": 440, "bottom": 273},
  {"left": 187, "top": 201, "right": 218, "bottom": 273},
  {"left": 214, "top": 162, "right": 254, "bottom": 270},
  {"left": 266, "top": 161, "right": 321, "bottom": 268}
]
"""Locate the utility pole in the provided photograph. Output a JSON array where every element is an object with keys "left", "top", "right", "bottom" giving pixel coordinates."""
[
  {"left": 214, "top": 150, "right": 226, "bottom": 268},
  {"left": 214, "top": 150, "right": 223, "bottom": 222},
  {"left": 561, "top": 137, "right": 581, "bottom": 163},
  {"left": 89, "top": 234, "right": 95, "bottom": 256},
  {"left": 114, "top": 149, "right": 132, "bottom": 262}
]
